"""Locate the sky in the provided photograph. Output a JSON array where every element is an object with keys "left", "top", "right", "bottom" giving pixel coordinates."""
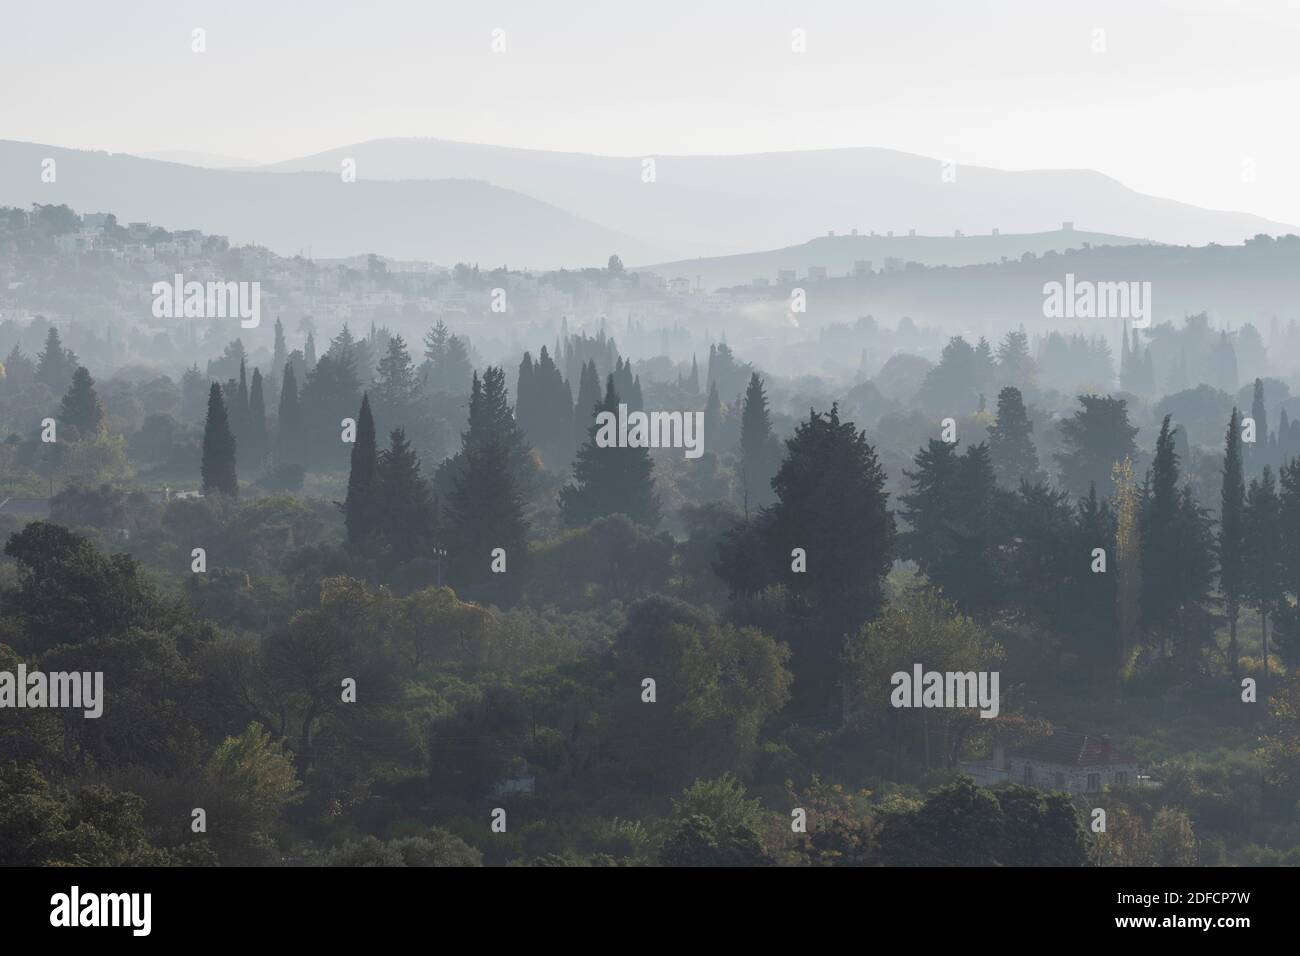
[{"left": 4, "top": 0, "right": 1300, "bottom": 226}]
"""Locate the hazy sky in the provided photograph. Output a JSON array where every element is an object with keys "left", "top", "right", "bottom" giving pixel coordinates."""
[{"left": 5, "top": 0, "right": 1300, "bottom": 226}]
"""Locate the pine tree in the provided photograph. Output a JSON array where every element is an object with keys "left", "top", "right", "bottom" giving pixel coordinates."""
[
  {"left": 560, "top": 375, "right": 660, "bottom": 528},
  {"left": 373, "top": 428, "right": 437, "bottom": 567},
  {"left": 304, "top": 331, "right": 317, "bottom": 370},
  {"left": 718, "top": 403, "right": 895, "bottom": 700},
  {"left": 58, "top": 366, "right": 104, "bottom": 438},
  {"left": 739, "top": 373, "right": 778, "bottom": 515},
  {"left": 446, "top": 437, "right": 528, "bottom": 605},
  {"left": 36, "top": 326, "right": 78, "bottom": 392},
  {"left": 901, "top": 440, "right": 1008, "bottom": 619},
  {"left": 372, "top": 333, "right": 419, "bottom": 418},
  {"left": 686, "top": 355, "right": 700, "bottom": 394},
  {"left": 1220, "top": 408, "right": 1246, "bottom": 678},
  {"left": 343, "top": 394, "right": 379, "bottom": 553},
  {"left": 201, "top": 383, "right": 238, "bottom": 496},
  {"left": 996, "top": 329, "right": 1035, "bottom": 391},
  {"left": 276, "top": 362, "right": 302, "bottom": 466},
  {"left": 1055, "top": 394, "right": 1139, "bottom": 499},
  {"left": 987, "top": 386, "right": 1044, "bottom": 488},
  {"left": 271, "top": 317, "right": 288, "bottom": 403}
]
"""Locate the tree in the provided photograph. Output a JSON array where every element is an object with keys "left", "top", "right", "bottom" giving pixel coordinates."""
[
  {"left": 201, "top": 383, "right": 238, "bottom": 497},
  {"left": 986, "top": 386, "right": 1043, "bottom": 488},
  {"left": 900, "top": 440, "right": 1009, "bottom": 619},
  {"left": 343, "top": 394, "right": 379, "bottom": 553},
  {"left": 1113, "top": 458, "right": 1142, "bottom": 669},
  {"left": 738, "top": 373, "right": 779, "bottom": 515},
  {"left": 559, "top": 375, "right": 661, "bottom": 528},
  {"left": 1244, "top": 466, "right": 1285, "bottom": 685},
  {"left": 422, "top": 321, "right": 473, "bottom": 397},
  {"left": 58, "top": 367, "right": 105, "bottom": 438},
  {"left": 276, "top": 362, "right": 302, "bottom": 466},
  {"left": 1220, "top": 409, "right": 1247, "bottom": 678},
  {"left": 570, "top": 358, "right": 602, "bottom": 456},
  {"left": 446, "top": 437, "right": 528, "bottom": 605},
  {"left": 718, "top": 404, "right": 895, "bottom": 701},
  {"left": 35, "top": 326, "right": 78, "bottom": 393},
  {"left": 995, "top": 328, "right": 1036, "bottom": 391},
  {"left": 1249, "top": 377, "right": 1268, "bottom": 476},
  {"left": 844, "top": 588, "right": 1004, "bottom": 770},
  {"left": 1055, "top": 394, "right": 1139, "bottom": 499},
  {"left": 247, "top": 367, "right": 268, "bottom": 470},
  {"left": 608, "top": 597, "right": 791, "bottom": 791},
  {"left": 373, "top": 428, "right": 438, "bottom": 568},
  {"left": 372, "top": 334, "right": 419, "bottom": 417}
]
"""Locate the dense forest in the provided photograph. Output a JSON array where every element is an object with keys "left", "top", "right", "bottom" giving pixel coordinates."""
[{"left": 4, "top": 272, "right": 1300, "bottom": 866}]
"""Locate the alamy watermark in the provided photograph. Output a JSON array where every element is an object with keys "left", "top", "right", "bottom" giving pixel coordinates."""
[
  {"left": 594, "top": 404, "right": 705, "bottom": 459},
  {"left": 1042, "top": 273, "right": 1151, "bottom": 328},
  {"left": 0, "top": 665, "right": 103, "bottom": 718},
  {"left": 151, "top": 274, "right": 261, "bottom": 328},
  {"left": 890, "top": 663, "right": 1000, "bottom": 718}
]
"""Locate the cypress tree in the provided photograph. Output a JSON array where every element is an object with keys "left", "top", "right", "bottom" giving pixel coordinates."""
[
  {"left": 1140, "top": 415, "right": 1181, "bottom": 656},
  {"left": 1249, "top": 377, "right": 1268, "bottom": 476},
  {"left": 1244, "top": 467, "right": 1285, "bottom": 686},
  {"left": 58, "top": 366, "right": 105, "bottom": 438},
  {"left": 343, "top": 394, "right": 379, "bottom": 552},
  {"left": 739, "top": 372, "right": 778, "bottom": 515},
  {"left": 1220, "top": 408, "right": 1246, "bottom": 678},
  {"left": 201, "top": 382, "right": 238, "bottom": 497},
  {"left": 248, "top": 367, "right": 268, "bottom": 470},
  {"left": 559, "top": 374, "right": 660, "bottom": 528},
  {"left": 571, "top": 359, "right": 602, "bottom": 460},
  {"left": 277, "top": 362, "right": 301, "bottom": 466}
]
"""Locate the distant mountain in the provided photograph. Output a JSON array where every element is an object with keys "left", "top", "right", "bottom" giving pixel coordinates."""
[
  {"left": 638, "top": 228, "right": 1150, "bottom": 291},
  {"left": 0, "top": 140, "right": 662, "bottom": 268},
  {"left": 264, "top": 138, "right": 1299, "bottom": 255},
  {"left": 138, "top": 150, "right": 261, "bottom": 169}
]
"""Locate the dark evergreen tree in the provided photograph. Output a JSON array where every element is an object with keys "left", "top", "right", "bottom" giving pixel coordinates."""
[
  {"left": 276, "top": 362, "right": 302, "bottom": 466},
  {"left": 446, "top": 437, "right": 528, "bottom": 606},
  {"left": 248, "top": 367, "right": 268, "bottom": 471},
  {"left": 559, "top": 375, "right": 660, "bottom": 528},
  {"left": 987, "top": 386, "right": 1044, "bottom": 488},
  {"left": 372, "top": 428, "right": 438, "bottom": 568},
  {"left": 738, "top": 373, "right": 779, "bottom": 515},
  {"left": 1055, "top": 394, "right": 1139, "bottom": 499},
  {"left": 1219, "top": 408, "right": 1246, "bottom": 678},
  {"left": 1244, "top": 466, "right": 1285, "bottom": 685},
  {"left": 343, "top": 394, "right": 379, "bottom": 553},
  {"left": 201, "top": 382, "right": 238, "bottom": 497},
  {"left": 900, "top": 440, "right": 1009, "bottom": 619},
  {"left": 1249, "top": 377, "right": 1268, "bottom": 476},
  {"left": 372, "top": 334, "right": 419, "bottom": 419},
  {"left": 1275, "top": 459, "right": 1300, "bottom": 668},
  {"left": 721, "top": 404, "right": 894, "bottom": 701},
  {"left": 298, "top": 352, "right": 362, "bottom": 468},
  {"left": 58, "top": 366, "right": 104, "bottom": 438},
  {"left": 571, "top": 359, "right": 602, "bottom": 458},
  {"left": 703, "top": 380, "right": 723, "bottom": 452},
  {"left": 35, "top": 326, "right": 78, "bottom": 393}
]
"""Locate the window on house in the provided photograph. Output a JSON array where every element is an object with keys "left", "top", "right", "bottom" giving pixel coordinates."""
[
  {"left": 1087, "top": 773, "right": 1101, "bottom": 792},
  {"left": 1023, "top": 765, "right": 1033, "bottom": 784},
  {"left": 1114, "top": 772, "right": 1127, "bottom": 786}
]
